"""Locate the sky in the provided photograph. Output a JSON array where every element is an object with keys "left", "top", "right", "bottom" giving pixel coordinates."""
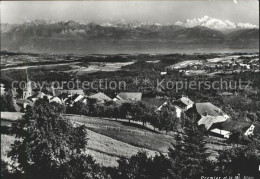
[{"left": 0, "top": 0, "right": 259, "bottom": 25}]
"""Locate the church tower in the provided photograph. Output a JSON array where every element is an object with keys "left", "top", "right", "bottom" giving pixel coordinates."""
[{"left": 23, "top": 68, "right": 32, "bottom": 99}]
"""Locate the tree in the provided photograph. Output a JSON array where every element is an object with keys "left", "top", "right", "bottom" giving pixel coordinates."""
[
  {"left": 64, "top": 154, "right": 110, "bottom": 179},
  {"left": 112, "top": 152, "right": 172, "bottom": 179},
  {"left": 97, "top": 104, "right": 105, "bottom": 119},
  {"left": 113, "top": 105, "right": 120, "bottom": 121},
  {"left": 131, "top": 102, "right": 152, "bottom": 126},
  {"left": 149, "top": 107, "right": 160, "bottom": 131},
  {"left": 104, "top": 100, "right": 116, "bottom": 119},
  {"left": 1, "top": 159, "right": 20, "bottom": 178},
  {"left": 120, "top": 102, "right": 134, "bottom": 123},
  {"left": 168, "top": 117, "right": 210, "bottom": 178},
  {"left": 7, "top": 98, "right": 106, "bottom": 179},
  {"left": 157, "top": 103, "right": 178, "bottom": 134},
  {"left": 0, "top": 94, "right": 15, "bottom": 112},
  {"left": 228, "top": 129, "right": 244, "bottom": 147},
  {"left": 67, "top": 101, "right": 88, "bottom": 115},
  {"left": 87, "top": 98, "right": 98, "bottom": 116},
  {"left": 216, "top": 144, "right": 260, "bottom": 178},
  {"left": 115, "top": 152, "right": 151, "bottom": 179}
]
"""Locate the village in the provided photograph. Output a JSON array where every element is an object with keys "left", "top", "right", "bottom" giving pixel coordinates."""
[
  {"left": 1, "top": 64, "right": 258, "bottom": 142},
  {"left": 1, "top": 0, "right": 260, "bottom": 178}
]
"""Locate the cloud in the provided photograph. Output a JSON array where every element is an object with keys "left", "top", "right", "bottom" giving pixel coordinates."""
[{"left": 175, "top": 16, "right": 258, "bottom": 30}]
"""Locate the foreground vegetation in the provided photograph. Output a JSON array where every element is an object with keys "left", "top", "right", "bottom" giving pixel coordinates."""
[{"left": 1, "top": 99, "right": 260, "bottom": 179}]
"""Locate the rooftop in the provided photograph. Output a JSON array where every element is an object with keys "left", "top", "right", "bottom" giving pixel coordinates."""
[
  {"left": 142, "top": 98, "right": 167, "bottom": 108},
  {"left": 198, "top": 115, "right": 227, "bottom": 130},
  {"left": 117, "top": 92, "right": 142, "bottom": 101},
  {"left": 195, "top": 102, "right": 228, "bottom": 117},
  {"left": 220, "top": 119, "right": 253, "bottom": 132},
  {"left": 89, "top": 92, "right": 112, "bottom": 102}
]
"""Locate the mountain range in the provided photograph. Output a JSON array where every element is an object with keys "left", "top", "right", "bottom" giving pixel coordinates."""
[
  {"left": 1, "top": 17, "right": 259, "bottom": 54},
  {"left": 175, "top": 16, "right": 259, "bottom": 30}
]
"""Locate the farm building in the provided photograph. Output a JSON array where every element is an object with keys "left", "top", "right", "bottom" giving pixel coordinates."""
[
  {"left": 142, "top": 98, "right": 168, "bottom": 111},
  {"left": 209, "top": 119, "right": 256, "bottom": 138},
  {"left": 88, "top": 92, "right": 112, "bottom": 104}
]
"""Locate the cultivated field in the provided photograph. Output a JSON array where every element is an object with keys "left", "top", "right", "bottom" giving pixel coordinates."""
[
  {"left": 69, "top": 62, "right": 135, "bottom": 75},
  {"left": 167, "top": 60, "right": 203, "bottom": 69}
]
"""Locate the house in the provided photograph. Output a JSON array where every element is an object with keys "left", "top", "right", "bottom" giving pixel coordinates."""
[
  {"left": 142, "top": 98, "right": 167, "bottom": 111},
  {"left": 209, "top": 119, "right": 256, "bottom": 138},
  {"left": 1, "top": 83, "right": 7, "bottom": 96},
  {"left": 65, "top": 93, "right": 85, "bottom": 105},
  {"left": 198, "top": 115, "right": 227, "bottom": 130},
  {"left": 14, "top": 99, "right": 34, "bottom": 112},
  {"left": 173, "top": 96, "right": 194, "bottom": 110},
  {"left": 173, "top": 96, "right": 194, "bottom": 118},
  {"left": 58, "top": 93, "right": 70, "bottom": 101},
  {"left": 210, "top": 128, "right": 231, "bottom": 138},
  {"left": 13, "top": 99, "right": 22, "bottom": 112},
  {"left": 116, "top": 92, "right": 142, "bottom": 101},
  {"left": 10, "top": 88, "right": 19, "bottom": 98},
  {"left": 191, "top": 102, "right": 230, "bottom": 119},
  {"left": 88, "top": 92, "right": 112, "bottom": 104},
  {"left": 53, "top": 89, "right": 84, "bottom": 97},
  {"left": 160, "top": 72, "right": 167, "bottom": 75},
  {"left": 218, "top": 92, "right": 233, "bottom": 96},
  {"left": 73, "top": 94, "right": 84, "bottom": 103},
  {"left": 28, "top": 91, "right": 47, "bottom": 102},
  {"left": 186, "top": 102, "right": 230, "bottom": 132},
  {"left": 49, "top": 96, "right": 62, "bottom": 104},
  {"left": 239, "top": 63, "right": 250, "bottom": 69}
]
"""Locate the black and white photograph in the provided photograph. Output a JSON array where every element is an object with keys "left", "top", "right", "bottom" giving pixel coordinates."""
[{"left": 0, "top": 0, "right": 259, "bottom": 178}]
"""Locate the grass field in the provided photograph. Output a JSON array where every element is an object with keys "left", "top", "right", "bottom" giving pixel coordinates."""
[
  {"left": 67, "top": 115, "right": 232, "bottom": 161},
  {"left": 1, "top": 129, "right": 158, "bottom": 167},
  {"left": 67, "top": 115, "right": 174, "bottom": 153},
  {"left": 1, "top": 113, "right": 231, "bottom": 167},
  {"left": 86, "top": 129, "right": 158, "bottom": 166}
]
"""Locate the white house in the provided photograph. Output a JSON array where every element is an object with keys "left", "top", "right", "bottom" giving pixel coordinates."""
[
  {"left": 209, "top": 119, "right": 256, "bottom": 139},
  {"left": 173, "top": 96, "right": 194, "bottom": 118},
  {"left": 210, "top": 128, "right": 231, "bottom": 138},
  {"left": 244, "top": 124, "right": 255, "bottom": 136}
]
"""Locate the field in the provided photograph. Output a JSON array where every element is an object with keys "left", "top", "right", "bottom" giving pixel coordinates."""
[
  {"left": 1, "top": 112, "right": 161, "bottom": 167},
  {"left": 207, "top": 55, "right": 241, "bottom": 63},
  {"left": 167, "top": 60, "right": 203, "bottom": 69},
  {"left": 86, "top": 129, "right": 158, "bottom": 166},
  {"left": 1, "top": 112, "right": 232, "bottom": 167},
  {"left": 1, "top": 129, "right": 158, "bottom": 167},
  {"left": 67, "top": 115, "right": 232, "bottom": 161},
  {"left": 66, "top": 62, "right": 135, "bottom": 75},
  {"left": 67, "top": 115, "right": 174, "bottom": 153}
]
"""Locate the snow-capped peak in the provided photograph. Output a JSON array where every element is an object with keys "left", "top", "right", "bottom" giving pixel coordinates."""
[{"left": 175, "top": 16, "right": 259, "bottom": 30}]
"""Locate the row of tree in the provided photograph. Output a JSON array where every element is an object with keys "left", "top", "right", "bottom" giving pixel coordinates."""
[
  {"left": 2, "top": 99, "right": 259, "bottom": 179},
  {"left": 66, "top": 99, "right": 181, "bottom": 134}
]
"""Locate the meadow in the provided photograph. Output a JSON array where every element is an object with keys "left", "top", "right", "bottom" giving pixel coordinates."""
[{"left": 67, "top": 115, "right": 174, "bottom": 153}]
